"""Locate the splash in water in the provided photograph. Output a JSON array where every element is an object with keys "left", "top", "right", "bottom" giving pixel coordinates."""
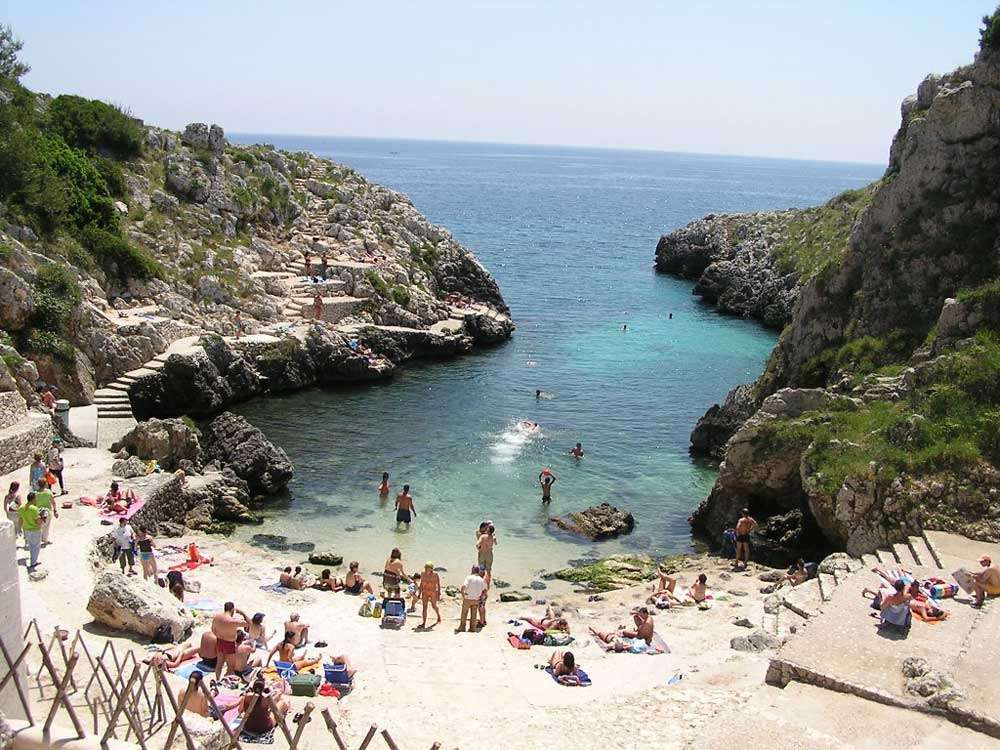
[{"left": 489, "top": 420, "right": 541, "bottom": 464}]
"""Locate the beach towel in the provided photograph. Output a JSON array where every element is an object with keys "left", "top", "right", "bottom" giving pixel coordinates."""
[
  {"left": 186, "top": 599, "right": 222, "bottom": 612},
  {"left": 542, "top": 634, "right": 574, "bottom": 647},
  {"left": 99, "top": 497, "right": 146, "bottom": 520},
  {"left": 239, "top": 728, "right": 275, "bottom": 745},
  {"left": 544, "top": 666, "right": 592, "bottom": 687},
  {"left": 507, "top": 633, "right": 531, "bottom": 650},
  {"left": 173, "top": 660, "right": 217, "bottom": 679},
  {"left": 259, "top": 583, "right": 292, "bottom": 596},
  {"left": 928, "top": 583, "right": 958, "bottom": 600},
  {"left": 912, "top": 606, "right": 949, "bottom": 624}
]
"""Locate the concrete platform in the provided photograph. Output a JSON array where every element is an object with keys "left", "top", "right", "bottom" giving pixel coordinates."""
[{"left": 770, "top": 532, "right": 1000, "bottom": 735}]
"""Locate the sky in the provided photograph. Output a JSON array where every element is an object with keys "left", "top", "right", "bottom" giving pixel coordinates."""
[{"left": 2, "top": 1, "right": 991, "bottom": 164}]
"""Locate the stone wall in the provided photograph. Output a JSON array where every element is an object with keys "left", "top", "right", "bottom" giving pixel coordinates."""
[
  {"left": 0, "top": 519, "right": 25, "bottom": 719},
  {"left": 0, "top": 413, "right": 52, "bottom": 477},
  {"left": 0, "top": 392, "right": 27, "bottom": 431}
]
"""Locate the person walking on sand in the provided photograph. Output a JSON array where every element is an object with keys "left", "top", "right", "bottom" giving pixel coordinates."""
[
  {"left": 47, "top": 436, "right": 67, "bottom": 495},
  {"left": 734, "top": 508, "right": 757, "bottom": 570},
  {"left": 112, "top": 517, "right": 137, "bottom": 575},
  {"left": 456, "top": 565, "right": 486, "bottom": 633},
  {"left": 18, "top": 492, "right": 42, "bottom": 569},
  {"left": 212, "top": 602, "right": 250, "bottom": 679},
  {"left": 477, "top": 523, "right": 497, "bottom": 572},
  {"left": 135, "top": 526, "right": 158, "bottom": 580},
  {"left": 33, "top": 479, "right": 57, "bottom": 546},
  {"left": 395, "top": 485, "right": 416, "bottom": 528},
  {"left": 5, "top": 481, "right": 22, "bottom": 537},
  {"left": 29, "top": 453, "right": 46, "bottom": 493},
  {"left": 538, "top": 470, "right": 556, "bottom": 504},
  {"left": 569, "top": 442, "right": 584, "bottom": 459},
  {"left": 419, "top": 562, "right": 442, "bottom": 629}
]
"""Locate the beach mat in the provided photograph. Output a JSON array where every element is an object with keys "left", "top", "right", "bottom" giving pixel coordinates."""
[
  {"left": 99, "top": 497, "right": 146, "bottom": 520},
  {"left": 173, "top": 660, "right": 216, "bottom": 679},
  {"left": 544, "top": 666, "right": 591, "bottom": 686},
  {"left": 259, "top": 583, "right": 293, "bottom": 596}
]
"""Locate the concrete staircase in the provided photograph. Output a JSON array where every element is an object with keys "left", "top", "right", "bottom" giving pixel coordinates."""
[{"left": 763, "top": 532, "right": 946, "bottom": 637}]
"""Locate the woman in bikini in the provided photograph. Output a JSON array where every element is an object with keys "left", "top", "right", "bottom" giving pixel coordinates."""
[
  {"left": 382, "top": 548, "right": 409, "bottom": 598},
  {"left": 145, "top": 641, "right": 200, "bottom": 669},
  {"left": 521, "top": 614, "right": 570, "bottom": 633},
  {"left": 104, "top": 481, "right": 137, "bottom": 514},
  {"left": 344, "top": 561, "right": 374, "bottom": 595},
  {"left": 247, "top": 613, "right": 273, "bottom": 650},
  {"left": 135, "top": 527, "right": 157, "bottom": 580},
  {"left": 240, "top": 678, "right": 290, "bottom": 735},
  {"left": 313, "top": 569, "right": 343, "bottom": 592},
  {"left": 266, "top": 632, "right": 320, "bottom": 672}
]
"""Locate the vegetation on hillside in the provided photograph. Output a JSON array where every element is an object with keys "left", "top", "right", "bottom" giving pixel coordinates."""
[{"left": 982, "top": 5, "right": 1000, "bottom": 50}]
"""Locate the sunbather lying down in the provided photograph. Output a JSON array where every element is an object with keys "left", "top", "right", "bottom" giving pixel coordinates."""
[
  {"left": 589, "top": 608, "right": 655, "bottom": 651},
  {"left": 145, "top": 642, "right": 200, "bottom": 669},
  {"left": 862, "top": 581, "right": 948, "bottom": 622},
  {"left": 521, "top": 615, "right": 570, "bottom": 633}
]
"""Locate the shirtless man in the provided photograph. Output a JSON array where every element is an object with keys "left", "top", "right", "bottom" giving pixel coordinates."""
[
  {"left": 734, "top": 509, "right": 757, "bottom": 570},
  {"left": 394, "top": 485, "right": 416, "bottom": 528},
  {"left": 569, "top": 443, "right": 584, "bottom": 459},
  {"left": 688, "top": 573, "right": 709, "bottom": 603},
  {"left": 589, "top": 607, "right": 655, "bottom": 650},
  {"left": 973, "top": 554, "right": 1000, "bottom": 607},
  {"left": 283, "top": 613, "right": 310, "bottom": 647},
  {"left": 538, "top": 471, "right": 556, "bottom": 504},
  {"left": 419, "top": 561, "right": 442, "bottom": 628},
  {"left": 476, "top": 524, "right": 497, "bottom": 572},
  {"left": 211, "top": 602, "right": 250, "bottom": 679}
]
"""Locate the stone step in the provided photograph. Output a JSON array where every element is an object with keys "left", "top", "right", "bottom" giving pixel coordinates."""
[
  {"left": 105, "top": 381, "right": 132, "bottom": 393},
  {"left": 144, "top": 359, "right": 165, "bottom": 370},
  {"left": 859, "top": 553, "right": 879, "bottom": 570},
  {"left": 817, "top": 572, "right": 838, "bottom": 602},
  {"left": 906, "top": 535, "right": 936, "bottom": 568},
  {"left": 892, "top": 542, "right": 918, "bottom": 567},
  {"left": 920, "top": 530, "right": 945, "bottom": 569},
  {"left": 94, "top": 395, "right": 131, "bottom": 404},
  {"left": 97, "top": 407, "right": 133, "bottom": 416},
  {"left": 123, "top": 367, "right": 159, "bottom": 380},
  {"left": 781, "top": 579, "right": 823, "bottom": 619},
  {"left": 94, "top": 387, "right": 128, "bottom": 398},
  {"left": 875, "top": 548, "right": 896, "bottom": 566},
  {"left": 98, "top": 413, "right": 137, "bottom": 420}
]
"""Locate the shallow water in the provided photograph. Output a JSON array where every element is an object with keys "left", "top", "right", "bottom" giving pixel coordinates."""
[{"left": 230, "top": 135, "right": 882, "bottom": 585}]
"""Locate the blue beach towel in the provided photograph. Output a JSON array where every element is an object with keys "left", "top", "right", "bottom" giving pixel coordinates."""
[
  {"left": 259, "top": 583, "right": 292, "bottom": 596},
  {"left": 544, "top": 666, "right": 592, "bottom": 686},
  {"left": 173, "top": 660, "right": 217, "bottom": 679}
]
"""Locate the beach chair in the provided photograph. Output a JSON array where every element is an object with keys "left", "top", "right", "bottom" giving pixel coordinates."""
[
  {"left": 380, "top": 597, "right": 406, "bottom": 629},
  {"left": 273, "top": 660, "right": 298, "bottom": 679},
  {"left": 323, "top": 662, "right": 354, "bottom": 693}
]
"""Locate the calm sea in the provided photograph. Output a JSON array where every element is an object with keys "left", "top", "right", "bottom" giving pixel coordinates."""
[{"left": 228, "top": 135, "right": 882, "bottom": 585}]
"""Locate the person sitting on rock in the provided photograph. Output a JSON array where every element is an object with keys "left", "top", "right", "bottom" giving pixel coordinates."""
[{"left": 775, "top": 559, "right": 809, "bottom": 589}]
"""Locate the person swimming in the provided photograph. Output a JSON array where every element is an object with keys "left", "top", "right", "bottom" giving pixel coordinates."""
[{"left": 569, "top": 443, "right": 584, "bottom": 459}]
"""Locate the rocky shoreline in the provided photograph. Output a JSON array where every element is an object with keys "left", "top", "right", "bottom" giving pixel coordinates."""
[{"left": 658, "top": 45, "right": 1000, "bottom": 565}]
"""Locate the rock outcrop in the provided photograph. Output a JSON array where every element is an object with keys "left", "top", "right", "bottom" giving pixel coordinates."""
[
  {"left": 548, "top": 503, "right": 635, "bottom": 540},
  {"left": 112, "top": 417, "right": 203, "bottom": 470},
  {"left": 200, "top": 412, "right": 292, "bottom": 496},
  {"left": 86, "top": 571, "right": 194, "bottom": 641}
]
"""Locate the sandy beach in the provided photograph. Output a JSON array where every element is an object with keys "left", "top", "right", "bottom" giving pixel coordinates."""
[{"left": 7, "top": 446, "right": 996, "bottom": 750}]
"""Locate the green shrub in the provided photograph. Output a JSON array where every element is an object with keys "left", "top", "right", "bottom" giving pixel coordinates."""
[
  {"left": 0, "top": 242, "right": 9, "bottom": 261},
  {"left": 26, "top": 329, "right": 75, "bottom": 363},
  {"left": 47, "top": 95, "right": 143, "bottom": 159},
  {"left": 982, "top": 6, "right": 1000, "bottom": 50},
  {"left": 80, "top": 225, "right": 164, "bottom": 280},
  {"left": 230, "top": 149, "right": 256, "bottom": 165},
  {"left": 390, "top": 285, "right": 411, "bottom": 307},
  {"left": 93, "top": 155, "right": 126, "bottom": 197},
  {"left": 366, "top": 270, "right": 389, "bottom": 297}
]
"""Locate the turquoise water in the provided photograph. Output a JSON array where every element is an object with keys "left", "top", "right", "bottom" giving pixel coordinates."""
[{"left": 230, "top": 136, "right": 883, "bottom": 584}]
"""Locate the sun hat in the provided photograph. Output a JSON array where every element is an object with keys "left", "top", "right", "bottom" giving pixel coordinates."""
[{"left": 425, "top": 561, "right": 434, "bottom": 569}]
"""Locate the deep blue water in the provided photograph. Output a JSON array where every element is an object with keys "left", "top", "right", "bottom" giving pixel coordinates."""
[{"left": 229, "top": 135, "right": 883, "bottom": 582}]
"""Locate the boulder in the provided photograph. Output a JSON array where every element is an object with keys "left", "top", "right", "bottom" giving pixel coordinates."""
[
  {"left": 87, "top": 571, "right": 194, "bottom": 641},
  {"left": 730, "top": 629, "right": 785, "bottom": 652},
  {"left": 0, "top": 267, "right": 33, "bottom": 330},
  {"left": 548, "top": 503, "right": 634, "bottom": 540},
  {"left": 308, "top": 550, "right": 343, "bottom": 566},
  {"left": 112, "top": 417, "right": 202, "bottom": 471},
  {"left": 112, "top": 455, "right": 148, "bottom": 479},
  {"left": 181, "top": 123, "right": 225, "bottom": 154},
  {"left": 499, "top": 592, "right": 532, "bottom": 603},
  {"left": 200, "top": 412, "right": 292, "bottom": 495},
  {"left": 690, "top": 382, "right": 757, "bottom": 458}
]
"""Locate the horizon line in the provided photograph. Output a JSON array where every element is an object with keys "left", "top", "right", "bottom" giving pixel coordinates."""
[{"left": 226, "top": 130, "right": 887, "bottom": 170}]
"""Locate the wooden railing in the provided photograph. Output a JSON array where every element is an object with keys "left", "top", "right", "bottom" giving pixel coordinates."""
[{"left": 2, "top": 620, "right": 448, "bottom": 749}]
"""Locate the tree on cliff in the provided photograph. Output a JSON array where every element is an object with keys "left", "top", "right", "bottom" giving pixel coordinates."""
[{"left": 0, "top": 24, "right": 30, "bottom": 81}]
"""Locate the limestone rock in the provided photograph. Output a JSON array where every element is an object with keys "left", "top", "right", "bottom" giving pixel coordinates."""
[
  {"left": 112, "top": 417, "right": 202, "bottom": 470},
  {"left": 112, "top": 455, "right": 148, "bottom": 479},
  {"left": 690, "top": 382, "right": 757, "bottom": 458},
  {"left": 200, "top": 411, "right": 292, "bottom": 495},
  {"left": 499, "top": 592, "right": 532, "bottom": 603},
  {"left": 181, "top": 123, "right": 225, "bottom": 154},
  {"left": 305, "top": 178, "right": 335, "bottom": 198},
  {"left": 308, "top": 550, "right": 343, "bottom": 566},
  {"left": 87, "top": 571, "right": 194, "bottom": 641},
  {"left": 548, "top": 503, "right": 634, "bottom": 540},
  {"left": 0, "top": 267, "right": 33, "bottom": 330},
  {"left": 730, "top": 629, "right": 785, "bottom": 652}
]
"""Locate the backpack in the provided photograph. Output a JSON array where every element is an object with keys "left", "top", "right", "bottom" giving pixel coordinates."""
[
  {"left": 358, "top": 600, "right": 372, "bottom": 617},
  {"left": 151, "top": 624, "right": 173, "bottom": 644}
]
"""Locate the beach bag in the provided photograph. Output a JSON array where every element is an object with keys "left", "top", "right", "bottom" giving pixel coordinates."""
[
  {"left": 44, "top": 471, "right": 57, "bottom": 487},
  {"left": 522, "top": 627, "right": 545, "bottom": 645},
  {"left": 358, "top": 600, "right": 372, "bottom": 617},
  {"left": 151, "top": 624, "right": 173, "bottom": 645},
  {"left": 371, "top": 602, "right": 383, "bottom": 618},
  {"left": 289, "top": 673, "right": 321, "bottom": 697}
]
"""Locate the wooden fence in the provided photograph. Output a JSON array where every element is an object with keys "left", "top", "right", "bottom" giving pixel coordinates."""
[{"left": 1, "top": 620, "right": 447, "bottom": 749}]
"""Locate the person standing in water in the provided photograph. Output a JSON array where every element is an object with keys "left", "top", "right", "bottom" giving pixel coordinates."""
[
  {"left": 378, "top": 472, "right": 390, "bottom": 498},
  {"left": 569, "top": 442, "right": 584, "bottom": 459},
  {"left": 395, "top": 484, "right": 416, "bottom": 528},
  {"left": 538, "top": 470, "right": 556, "bottom": 503}
]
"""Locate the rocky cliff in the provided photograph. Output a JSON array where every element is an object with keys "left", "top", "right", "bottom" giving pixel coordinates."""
[
  {"left": 0, "top": 75, "right": 512, "bottom": 410},
  {"left": 664, "top": 26, "right": 1000, "bottom": 563}
]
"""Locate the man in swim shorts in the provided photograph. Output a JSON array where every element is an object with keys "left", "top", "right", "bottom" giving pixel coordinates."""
[
  {"left": 395, "top": 484, "right": 416, "bottom": 528},
  {"left": 538, "top": 471, "right": 556, "bottom": 503},
  {"left": 734, "top": 509, "right": 757, "bottom": 570},
  {"left": 211, "top": 601, "right": 250, "bottom": 679},
  {"left": 973, "top": 554, "right": 1000, "bottom": 607}
]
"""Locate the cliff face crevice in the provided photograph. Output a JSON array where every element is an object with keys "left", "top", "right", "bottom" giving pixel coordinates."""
[{"left": 668, "top": 40, "right": 1000, "bottom": 563}]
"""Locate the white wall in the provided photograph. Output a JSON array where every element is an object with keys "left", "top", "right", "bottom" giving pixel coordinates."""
[{"left": 0, "top": 518, "right": 25, "bottom": 719}]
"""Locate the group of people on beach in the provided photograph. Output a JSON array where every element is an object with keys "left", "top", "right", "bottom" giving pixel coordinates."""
[{"left": 7, "top": 436, "right": 67, "bottom": 570}]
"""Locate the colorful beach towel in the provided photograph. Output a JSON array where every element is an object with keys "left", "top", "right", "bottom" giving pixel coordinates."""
[
  {"left": 98, "top": 497, "right": 146, "bottom": 520},
  {"left": 169, "top": 560, "right": 207, "bottom": 573},
  {"left": 240, "top": 728, "right": 275, "bottom": 745},
  {"left": 173, "top": 660, "right": 217, "bottom": 679},
  {"left": 544, "top": 666, "right": 592, "bottom": 686}
]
